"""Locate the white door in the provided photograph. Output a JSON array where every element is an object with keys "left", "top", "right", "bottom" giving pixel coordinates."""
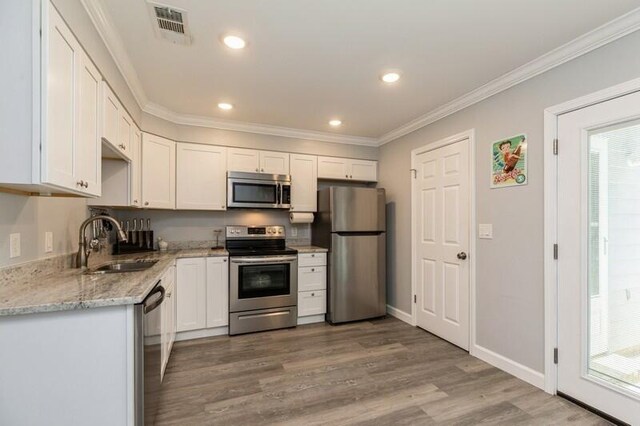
[
  {"left": 557, "top": 90, "right": 640, "bottom": 424},
  {"left": 413, "top": 138, "right": 470, "bottom": 350},
  {"left": 176, "top": 143, "right": 227, "bottom": 210},
  {"left": 228, "top": 148, "right": 260, "bottom": 173},
  {"left": 141, "top": 133, "right": 175, "bottom": 209},
  {"left": 206, "top": 257, "right": 229, "bottom": 328},
  {"left": 290, "top": 154, "right": 317, "bottom": 212},
  {"left": 101, "top": 83, "right": 119, "bottom": 148},
  {"left": 176, "top": 258, "right": 207, "bottom": 332},
  {"left": 260, "top": 151, "right": 289, "bottom": 174}
]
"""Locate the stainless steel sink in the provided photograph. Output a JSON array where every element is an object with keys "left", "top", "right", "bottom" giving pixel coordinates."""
[{"left": 85, "top": 260, "right": 159, "bottom": 275}]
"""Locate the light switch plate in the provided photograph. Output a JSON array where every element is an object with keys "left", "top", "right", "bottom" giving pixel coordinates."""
[
  {"left": 45, "top": 232, "right": 53, "bottom": 253},
  {"left": 478, "top": 224, "right": 493, "bottom": 239},
  {"left": 10, "top": 233, "right": 21, "bottom": 258}
]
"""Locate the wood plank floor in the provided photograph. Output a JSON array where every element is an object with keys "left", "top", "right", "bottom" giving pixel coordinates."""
[{"left": 155, "top": 317, "right": 609, "bottom": 425}]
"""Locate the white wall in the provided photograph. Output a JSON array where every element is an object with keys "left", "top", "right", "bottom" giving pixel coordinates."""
[{"left": 378, "top": 31, "right": 640, "bottom": 373}]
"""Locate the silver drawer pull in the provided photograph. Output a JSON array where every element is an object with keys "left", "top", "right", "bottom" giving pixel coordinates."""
[{"left": 239, "top": 310, "right": 290, "bottom": 320}]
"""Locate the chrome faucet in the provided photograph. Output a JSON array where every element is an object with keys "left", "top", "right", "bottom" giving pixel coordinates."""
[{"left": 76, "top": 215, "right": 128, "bottom": 269}]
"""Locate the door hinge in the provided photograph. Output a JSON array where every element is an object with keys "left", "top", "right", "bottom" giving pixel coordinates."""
[
  {"left": 554, "top": 347, "right": 558, "bottom": 364},
  {"left": 553, "top": 138, "right": 558, "bottom": 155},
  {"left": 414, "top": 294, "right": 417, "bottom": 303},
  {"left": 553, "top": 244, "right": 558, "bottom": 260},
  {"left": 410, "top": 169, "right": 417, "bottom": 179}
]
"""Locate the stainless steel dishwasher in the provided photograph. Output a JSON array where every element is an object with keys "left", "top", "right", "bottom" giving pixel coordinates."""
[{"left": 134, "top": 280, "right": 165, "bottom": 425}]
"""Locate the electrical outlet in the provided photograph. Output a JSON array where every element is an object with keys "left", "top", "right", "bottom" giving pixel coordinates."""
[
  {"left": 9, "top": 233, "right": 21, "bottom": 258},
  {"left": 45, "top": 232, "right": 53, "bottom": 253},
  {"left": 290, "top": 226, "right": 298, "bottom": 237}
]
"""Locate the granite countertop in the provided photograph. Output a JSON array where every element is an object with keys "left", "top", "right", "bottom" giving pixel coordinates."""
[
  {"left": 0, "top": 249, "right": 228, "bottom": 317},
  {"left": 290, "top": 245, "right": 328, "bottom": 253}
]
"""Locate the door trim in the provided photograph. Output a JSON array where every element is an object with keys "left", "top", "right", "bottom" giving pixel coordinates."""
[
  {"left": 410, "top": 129, "right": 477, "bottom": 351},
  {"left": 543, "top": 77, "right": 640, "bottom": 395}
]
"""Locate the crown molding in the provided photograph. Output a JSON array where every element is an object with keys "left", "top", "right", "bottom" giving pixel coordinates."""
[
  {"left": 377, "top": 6, "right": 640, "bottom": 145},
  {"left": 143, "top": 102, "right": 379, "bottom": 146},
  {"left": 81, "top": 0, "right": 640, "bottom": 148},
  {"left": 81, "top": 0, "right": 148, "bottom": 107}
]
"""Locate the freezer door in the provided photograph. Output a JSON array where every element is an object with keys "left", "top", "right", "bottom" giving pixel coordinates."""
[
  {"left": 328, "top": 232, "right": 386, "bottom": 323},
  {"left": 330, "top": 187, "right": 386, "bottom": 232}
]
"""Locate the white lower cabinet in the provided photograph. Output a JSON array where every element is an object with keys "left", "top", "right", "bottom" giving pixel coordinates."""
[
  {"left": 161, "top": 264, "right": 176, "bottom": 378},
  {"left": 176, "top": 258, "right": 207, "bottom": 332},
  {"left": 176, "top": 256, "right": 229, "bottom": 334},
  {"left": 206, "top": 257, "right": 229, "bottom": 328},
  {"left": 297, "top": 253, "right": 327, "bottom": 321}
]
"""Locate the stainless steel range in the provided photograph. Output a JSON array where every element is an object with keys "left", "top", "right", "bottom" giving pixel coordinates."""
[{"left": 227, "top": 225, "right": 298, "bottom": 335}]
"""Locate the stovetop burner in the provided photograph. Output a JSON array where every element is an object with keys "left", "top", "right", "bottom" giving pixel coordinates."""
[
  {"left": 225, "top": 225, "right": 297, "bottom": 257},
  {"left": 226, "top": 247, "right": 298, "bottom": 257}
]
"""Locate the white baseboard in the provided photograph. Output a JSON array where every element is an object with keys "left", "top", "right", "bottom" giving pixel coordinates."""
[
  {"left": 471, "top": 343, "right": 545, "bottom": 390},
  {"left": 386, "top": 304, "right": 414, "bottom": 325},
  {"left": 175, "top": 326, "right": 228, "bottom": 342},
  {"left": 297, "top": 315, "right": 326, "bottom": 325}
]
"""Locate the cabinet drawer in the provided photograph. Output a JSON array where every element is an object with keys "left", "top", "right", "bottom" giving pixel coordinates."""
[
  {"left": 298, "top": 290, "right": 326, "bottom": 317},
  {"left": 298, "top": 252, "right": 326, "bottom": 267},
  {"left": 298, "top": 266, "right": 326, "bottom": 291}
]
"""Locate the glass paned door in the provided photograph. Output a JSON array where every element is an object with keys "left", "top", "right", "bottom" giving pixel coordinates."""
[
  {"left": 588, "top": 120, "right": 640, "bottom": 393},
  {"left": 558, "top": 89, "right": 640, "bottom": 425},
  {"left": 238, "top": 263, "right": 290, "bottom": 298}
]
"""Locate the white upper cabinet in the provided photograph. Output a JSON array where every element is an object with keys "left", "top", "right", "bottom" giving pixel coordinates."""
[
  {"left": 260, "top": 151, "right": 289, "bottom": 174},
  {"left": 227, "top": 148, "right": 260, "bottom": 173},
  {"left": 130, "top": 125, "right": 142, "bottom": 207},
  {"left": 228, "top": 148, "right": 290, "bottom": 174},
  {"left": 318, "top": 156, "right": 377, "bottom": 182},
  {"left": 177, "top": 144, "right": 227, "bottom": 210},
  {"left": 206, "top": 257, "right": 229, "bottom": 328},
  {"left": 290, "top": 154, "right": 317, "bottom": 212},
  {"left": 40, "top": 5, "right": 101, "bottom": 196},
  {"left": 141, "top": 133, "right": 176, "bottom": 209},
  {"left": 101, "top": 82, "right": 131, "bottom": 161},
  {"left": 349, "top": 159, "right": 378, "bottom": 182}
]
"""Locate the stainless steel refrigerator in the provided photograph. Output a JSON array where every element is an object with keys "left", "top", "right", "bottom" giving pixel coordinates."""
[{"left": 312, "top": 187, "right": 386, "bottom": 324}]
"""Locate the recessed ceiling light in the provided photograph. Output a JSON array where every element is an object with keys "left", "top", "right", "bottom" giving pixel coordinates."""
[
  {"left": 218, "top": 102, "right": 233, "bottom": 110},
  {"left": 222, "top": 35, "right": 246, "bottom": 49},
  {"left": 329, "top": 119, "right": 342, "bottom": 127},
  {"left": 381, "top": 72, "right": 401, "bottom": 83}
]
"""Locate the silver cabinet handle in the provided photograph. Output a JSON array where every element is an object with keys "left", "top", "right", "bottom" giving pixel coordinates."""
[
  {"left": 311, "top": 293, "right": 315, "bottom": 297},
  {"left": 221, "top": 205, "right": 225, "bottom": 209},
  {"left": 457, "top": 252, "right": 468, "bottom": 260},
  {"left": 261, "top": 168, "right": 264, "bottom": 172},
  {"left": 223, "top": 259, "right": 227, "bottom": 262},
  {"left": 255, "top": 168, "right": 259, "bottom": 172},
  {"left": 144, "top": 202, "right": 149, "bottom": 206},
  {"left": 76, "top": 180, "right": 84, "bottom": 187},
  {"left": 345, "top": 174, "right": 348, "bottom": 178},
  {"left": 311, "top": 268, "right": 315, "bottom": 272},
  {"left": 311, "top": 254, "right": 315, "bottom": 257},
  {"left": 84, "top": 181, "right": 89, "bottom": 188},
  {"left": 133, "top": 200, "right": 138, "bottom": 204},
  {"left": 350, "top": 175, "right": 353, "bottom": 179}
]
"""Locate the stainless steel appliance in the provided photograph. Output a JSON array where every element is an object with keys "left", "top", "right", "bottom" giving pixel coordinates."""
[
  {"left": 227, "top": 171, "right": 291, "bottom": 209},
  {"left": 227, "top": 225, "right": 298, "bottom": 335},
  {"left": 134, "top": 280, "right": 165, "bottom": 425},
  {"left": 312, "top": 187, "right": 386, "bottom": 324}
]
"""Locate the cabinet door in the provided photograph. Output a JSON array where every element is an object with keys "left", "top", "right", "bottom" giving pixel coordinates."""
[
  {"left": 130, "top": 126, "right": 142, "bottom": 207},
  {"left": 206, "top": 257, "right": 229, "bottom": 328},
  {"left": 176, "top": 258, "right": 207, "bottom": 332},
  {"left": 141, "top": 133, "right": 176, "bottom": 209},
  {"left": 260, "top": 151, "right": 289, "bottom": 174},
  {"left": 227, "top": 148, "right": 260, "bottom": 173},
  {"left": 117, "top": 110, "right": 133, "bottom": 160},
  {"left": 290, "top": 154, "right": 317, "bottom": 212},
  {"left": 76, "top": 51, "right": 102, "bottom": 196},
  {"left": 177, "top": 144, "right": 227, "bottom": 210},
  {"left": 43, "top": 6, "right": 81, "bottom": 191},
  {"left": 317, "top": 156, "right": 350, "bottom": 180},
  {"left": 101, "top": 83, "right": 119, "bottom": 150},
  {"left": 349, "top": 159, "right": 378, "bottom": 182}
]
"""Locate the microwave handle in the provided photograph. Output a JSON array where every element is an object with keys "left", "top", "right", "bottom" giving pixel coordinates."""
[{"left": 277, "top": 182, "right": 282, "bottom": 205}]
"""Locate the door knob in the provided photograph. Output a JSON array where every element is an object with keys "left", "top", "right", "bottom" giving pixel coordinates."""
[{"left": 457, "top": 252, "right": 468, "bottom": 260}]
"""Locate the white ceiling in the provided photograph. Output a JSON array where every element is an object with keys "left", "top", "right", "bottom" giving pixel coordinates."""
[{"left": 97, "top": 0, "right": 640, "bottom": 140}]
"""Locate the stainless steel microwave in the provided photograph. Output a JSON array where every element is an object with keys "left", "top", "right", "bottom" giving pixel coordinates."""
[{"left": 227, "top": 171, "right": 291, "bottom": 209}]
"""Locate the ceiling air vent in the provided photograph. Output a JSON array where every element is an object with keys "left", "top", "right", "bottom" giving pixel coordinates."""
[{"left": 147, "top": 2, "right": 192, "bottom": 45}]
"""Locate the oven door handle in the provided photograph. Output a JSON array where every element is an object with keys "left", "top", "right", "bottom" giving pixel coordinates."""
[{"left": 231, "top": 256, "right": 297, "bottom": 264}]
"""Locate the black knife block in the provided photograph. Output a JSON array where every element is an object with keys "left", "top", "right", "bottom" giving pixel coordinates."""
[{"left": 113, "top": 230, "right": 155, "bottom": 255}]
